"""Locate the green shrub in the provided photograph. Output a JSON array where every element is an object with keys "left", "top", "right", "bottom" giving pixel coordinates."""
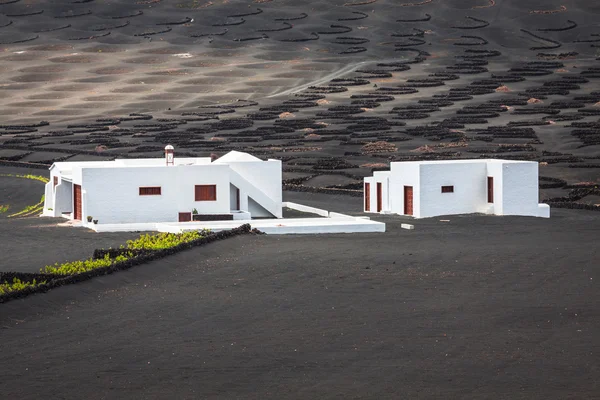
[
  {"left": 41, "top": 230, "right": 210, "bottom": 275},
  {"left": 0, "top": 278, "right": 46, "bottom": 295},
  {"left": 0, "top": 173, "right": 49, "bottom": 183},
  {"left": 42, "top": 254, "right": 129, "bottom": 275},
  {"left": 126, "top": 229, "right": 209, "bottom": 250}
]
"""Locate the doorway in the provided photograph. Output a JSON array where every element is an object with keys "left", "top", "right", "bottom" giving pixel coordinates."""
[
  {"left": 404, "top": 186, "right": 413, "bottom": 216},
  {"left": 73, "top": 184, "right": 82, "bottom": 220},
  {"left": 376, "top": 182, "right": 383, "bottom": 212}
]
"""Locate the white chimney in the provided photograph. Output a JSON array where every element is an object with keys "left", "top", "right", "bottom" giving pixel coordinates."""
[{"left": 165, "top": 145, "right": 174, "bottom": 166}]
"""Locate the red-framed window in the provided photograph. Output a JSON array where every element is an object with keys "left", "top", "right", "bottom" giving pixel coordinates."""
[
  {"left": 441, "top": 186, "right": 454, "bottom": 193},
  {"left": 139, "top": 187, "right": 162, "bottom": 196},
  {"left": 195, "top": 185, "right": 217, "bottom": 201}
]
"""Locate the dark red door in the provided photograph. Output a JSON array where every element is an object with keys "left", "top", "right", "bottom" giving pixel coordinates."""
[
  {"left": 73, "top": 184, "right": 82, "bottom": 220},
  {"left": 487, "top": 177, "right": 494, "bottom": 203},
  {"left": 376, "top": 182, "right": 383, "bottom": 212},
  {"left": 178, "top": 212, "right": 191, "bottom": 222},
  {"left": 404, "top": 186, "right": 413, "bottom": 216},
  {"left": 364, "top": 182, "right": 370, "bottom": 211}
]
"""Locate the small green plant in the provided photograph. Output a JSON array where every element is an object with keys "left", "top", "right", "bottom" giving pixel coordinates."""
[
  {"left": 192, "top": 208, "right": 198, "bottom": 214},
  {"left": 87, "top": 216, "right": 93, "bottom": 222},
  {"left": 0, "top": 205, "right": 8, "bottom": 213},
  {"left": 8, "top": 195, "right": 44, "bottom": 218},
  {"left": 39, "top": 230, "right": 211, "bottom": 276},
  {"left": 0, "top": 278, "right": 46, "bottom": 295},
  {"left": 126, "top": 230, "right": 209, "bottom": 250},
  {"left": 0, "top": 174, "right": 49, "bottom": 184}
]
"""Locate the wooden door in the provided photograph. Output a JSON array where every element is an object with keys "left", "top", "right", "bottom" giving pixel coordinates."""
[
  {"left": 73, "top": 184, "right": 82, "bottom": 220},
  {"left": 404, "top": 186, "right": 413, "bottom": 216},
  {"left": 376, "top": 182, "right": 383, "bottom": 212},
  {"left": 487, "top": 177, "right": 494, "bottom": 203},
  {"left": 364, "top": 182, "right": 370, "bottom": 211},
  {"left": 236, "top": 187, "right": 240, "bottom": 210},
  {"left": 178, "top": 212, "right": 191, "bottom": 222}
]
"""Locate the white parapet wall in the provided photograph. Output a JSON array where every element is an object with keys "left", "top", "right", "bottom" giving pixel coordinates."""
[{"left": 159, "top": 217, "right": 385, "bottom": 235}]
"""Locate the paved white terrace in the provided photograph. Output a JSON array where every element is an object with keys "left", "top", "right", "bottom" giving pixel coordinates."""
[{"left": 84, "top": 203, "right": 386, "bottom": 234}]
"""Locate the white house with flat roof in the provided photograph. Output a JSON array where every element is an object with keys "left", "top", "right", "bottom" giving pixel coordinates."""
[
  {"left": 42, "top": 148, "right": 283, "bottom": 224},
  {"left": 364, "top": 159, "right": 550, "bottom": 218}
]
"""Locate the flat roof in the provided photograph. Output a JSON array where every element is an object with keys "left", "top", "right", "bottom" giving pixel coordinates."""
[
  {"left": 390, "top": 159, "right": 537, "bottom": 166},
  {"left": 49, "top": 151, "right": 267, "bottom": 173}
]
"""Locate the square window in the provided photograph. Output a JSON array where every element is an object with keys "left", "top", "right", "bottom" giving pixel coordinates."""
[
  {"left": 441, "top": 186, "right": 454, "bottom": 193},
  {"left": 195, "top": 185, "right": 217, "bottom": 201},
  {"left": 139, "top": 187, "right": 161, "bottom": 196}
]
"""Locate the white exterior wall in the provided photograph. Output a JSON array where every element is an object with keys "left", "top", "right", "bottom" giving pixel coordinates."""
[
  {"left": 374, "top": 171, "right": 391, "bottom": 213},
  {"left": 418, "top": 162, "right": 488, "bottom": 218},
  {"left": 82, "top": 165, "right": 231, "bottom": 224},
  {"left": 500, "top": 162, "right": 540, "bottom": 216},
  {"left": 364, "top": 159, "right": 547, "bottom": 219},
  {"left": 363, "top": 172, "right": 391, "bottom": 213},
  {"left": 225, "top": 160, "right": 283, "bottom": 218},
  {"left": 389, "top": 162, "right": 420, "bottom": 216}
]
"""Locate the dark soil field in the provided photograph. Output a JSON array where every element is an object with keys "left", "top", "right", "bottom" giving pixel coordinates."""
[
  {"left": 0, "top": 0, "right": 598, "bottom": 207},
  {"left": 1, "top": 194, "right": 599, "bottom": 399}
]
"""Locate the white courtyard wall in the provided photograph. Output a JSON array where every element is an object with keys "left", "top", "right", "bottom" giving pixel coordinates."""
[
  {"left": 43, "top": 182, "right": 53, "bottom": 212},
  {"left": 248, "top": 197, "right": 272, "bottom": 218},
  {"left": 82, "top": 165, "right": 231, "bottom": 224},
  {"left": 54, "top": 181, "right": 72, "bottom": 217},
  {"left": 500, "top": 162, "right": 540, "bottom": 216},
  {"left": 227, "top": 160, "right": 282, "bottom": 202},
  {"left": 418, "top": 162, "right": 487, "bottom": 218},
  {"left": 226, "top": 160, "right": 282, "bottom": 218}
]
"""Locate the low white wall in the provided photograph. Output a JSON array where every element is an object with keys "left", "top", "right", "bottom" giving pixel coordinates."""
[
  {"left": 282, "top": 202, "right": 329, "bottom": 217},
  {"left": 538, "top": 204, "right": 550, "bottom": 218},
  {"left": 91, "top": 223, "right": 159, "bottom": 232},
  {"left": 232, "top": 211, "right": 251, "bottom": 220},
  {"left": 328, "top": 212, "right": 355, "bottom": 219},
  {"left": 501, "top": 162, "right": 540, "bottom": 216}
]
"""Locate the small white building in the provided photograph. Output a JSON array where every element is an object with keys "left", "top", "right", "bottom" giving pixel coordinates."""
[
  {"left": 42, "top": 148, "right": 283, "bottom": 224},
  {"left": 364, "top": 159, "right": 550, "bottom": 218}
]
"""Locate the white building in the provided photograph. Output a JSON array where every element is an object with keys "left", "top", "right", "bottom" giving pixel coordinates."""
[
  {"left": 42, "top": 148, "right": 283, "bottom": 224},
  {"left": 364, "top": 159, "right": 550, "bottom": 218}
]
